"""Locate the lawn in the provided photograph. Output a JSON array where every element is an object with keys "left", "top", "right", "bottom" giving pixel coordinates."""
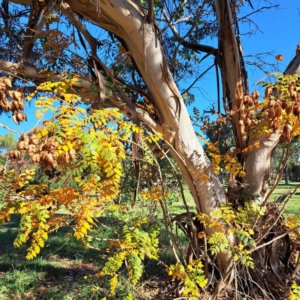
[{"left": 0, "top": 182, "right": 299, "bottom": 299}]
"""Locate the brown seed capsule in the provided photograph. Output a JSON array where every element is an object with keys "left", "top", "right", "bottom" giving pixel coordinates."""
[
  {"left": 12, "top": 149, "right": 20, "bottom": 160},
  {"left": 286, "top": 104, "right": 293, "bottom": 114},
  {"left": 291, "top": 90, "right": 298, "bottom": 101},
  {"left": 268, "top": 109, "right": 275, "bottom": 119},
  {"left": 265, "top": 87, "right": 273, "bottom": 98},
  {"left": 268, "top": 100, "right": 276, "bottom": 107},
  {"left": 16, "top": 112, "right": 27, "bottom": 122},
  {"left": 12, "top": 111, "right": 19, "bottom": 124},
  {"left": 17, "top": 100, "right": 24, "bottom": 111},
  {"left": 282, "top": 100, "right": 287, "bottom": 109},
  {"left": 0, "top": 78, "right": 12, "bottom": 91},
  {"left": 17, "top": 141, "right": 29, "bottom": 151},
  {"left": 11, "top": 101, "right": 20, "bottom": 111},
  {"left": 60, "top": 151, "right": 70, "bottom": 163},
  {"left": 252, "top": 90, "right": 260, "bottom": 99},
  {"left": 288, "top": 84, "right": 294, "bottom": 95},
  {"left": 293, "top": 104, "right": 300, "bottom": 115},
  {"left": 244, "top": 95, "right": 253, "bottom": 106},
  {"left": 28, "top": 144, "right": 37, "bottom": 154},
  {"left": 30, "top": 134, "right": 39, "bottom": 145},
  {"left": 31, "top": 153, "right": 40, "bottom": 164},
  {"left": 268, "top": 120, "right": 273, "bottom": 129},
  {"left": 279, "top": 135, "right": 285, "bottom": 143},
  {"left": 245, "top": 118, "right": 252, "bottom": 127},
  {"left": 273, "top": 118, "right": 279, "bottom": 130},
  {"left": 276, "top": 106, "right": 282, "bottom": 117},
  {"left": 247, "top": 110, "right": 255, "bottom": 118},
  {"left": 236, "top": 98, "right": 243, "bottom": 107}
]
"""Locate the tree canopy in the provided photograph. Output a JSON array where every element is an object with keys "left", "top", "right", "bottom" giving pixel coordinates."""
[{"left": 1, "top": 1, "right": 300, "bottom": 299}]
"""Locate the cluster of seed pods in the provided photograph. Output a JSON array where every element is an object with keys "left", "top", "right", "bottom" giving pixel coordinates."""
[
  {"left": 0, "top": 78, "right": 27, "bottom": 124},
  {"left": 264, "top": 85, "right": 298, "bottom": 142},
  {"left": 9, "top": 134, "right": 76, "bottom": 170}
]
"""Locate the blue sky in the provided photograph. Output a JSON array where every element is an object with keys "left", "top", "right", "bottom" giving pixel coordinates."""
[{"left": 0, "top": 1, "right": 299, "bottom": 137}]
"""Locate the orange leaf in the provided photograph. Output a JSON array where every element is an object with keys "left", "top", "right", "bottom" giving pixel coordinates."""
[{"left": 275, "top": 54, "right": 283, "bottom": 61}]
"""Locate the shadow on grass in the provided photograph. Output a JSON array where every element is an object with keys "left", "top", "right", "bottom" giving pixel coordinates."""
[{"left": 0, "top": 214, "right": 177, "bottom": 299}]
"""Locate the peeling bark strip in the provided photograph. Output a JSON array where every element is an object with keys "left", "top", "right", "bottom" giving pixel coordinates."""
[{"left": 214, "top": 0, "right": 245, "bottom": 150}]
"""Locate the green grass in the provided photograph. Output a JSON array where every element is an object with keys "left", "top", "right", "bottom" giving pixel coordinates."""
[
  {"left": 0, "top": 215, "right": 147, "bottom": 300},
  {"left": 269, "top": 181, "right": 300, "bottom": 215}
]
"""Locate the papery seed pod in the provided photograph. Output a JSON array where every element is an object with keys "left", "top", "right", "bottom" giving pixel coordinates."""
[
  {"left": 286, "top": 131, "right": 291, "bottom": 141},
  {"left": 42, "top": 140, "right": 51, "bottom": 152},
  {"left": 11, "top": 101, "right": 20, "bottom": 111},
  {"left": 273, "top": 118, "right": 279, "bottom": 130},
  {"left": 28, "top": 144, "right": 37, "bottom": 154},
  {"left": 226, "top": 115, "right": 232, "bottom": 121},
  {"left": 252, "top": 118, "right": 258, "bottom": 125},
  {"left": 288, "top": 84, "right": 294, "bottom": 95},
  {"left": 253, "top": 99, "right": 259, "bottom": 106},
  {"left": 6, "top": 101, "right": 12, "bottom": 111},
  {"left": 31, "top": 153, "right": 40, "bottom": 164},
  {"left": 252, "top": 90, "right": 260, "bottom": 99},
  {"left": 276, "top": 106, "right": 282, "bottom": 117},
  {"left": 46, "top": 153, "right": 57, "bottom": 168},
  {"left": 293, "top": 104, "right": 300, "bottom": 116},
  {"left": 286, "top": 104, "right": 293, "bottom": 114},
  {"left": 11, "top": 91, "right": 24, "bottom": 102},
  {"left": 0, "top": 78, "right": 12, "bottom": 91},
  {"left": 12, "top": 149, "right": 20, "bottom": 160},
  {"left": 17, "top": 100, "right": 24, "bottom": 110},
  {"left": 268, "top": 109, "right": 275, "bottom": 119},
  {"left": 244, "top": 95, "right": 253, "bottom": 106},
  {"left": 240, "top": 109, "right": 246, "bottom": 120},
  {"left": 276, "top": 100, "right": 282, "bottom": 106},
  {"left": 268, "top": 100, "right": 276, "bottom": 107},
  {"left": 30, "top": 134, "right": 39, "bottom": 145},
  {"left": 279, "top": 135, "right": 285, "bottom": 143},
  {"left": 0, "top": 99, "right": 11, "bottom": 112},
  {"left": 291, "top": 91, "right": 298, "bottom": 101},
  {"left": 200, "top": 125, "right": 206, "bottom": 132},
  {"left": 18, "top": 141, "right": 28, "bottom": 151},
  {"left": 268, "top": 120, "right": 273, "bottom": 129},
  {"left": 282, "top": 100, "right": 287, "bottom": 109},
  {"left": 265, "top": 87, "right": 273, "bottom": 98},
  {"left": 245, "top": 118, "right": 252, "bottom": 127},
  {"left": 12, "top": 111, "right": 19, "bottom": 124},
  {"left": 247, "top": 110, "right": 255, "bottom": 118},
  {"left": 40, "top": 151, "right": 48, "bottom": 162},
  {"left": 8, "top": 150, "right": 14, "bottom": 159},
  {"left": 0, "top": 91, "right": 5, "bottom": 100},
  {"left": 60, "top": 151, "right": 70, "bottom": 163},
  {"left": 236, "top": 98, "right": 243, "bottom": 107},
  {"left": 287, "top": 123, "right": 293, "bottom": 132},
  {"left": 18, "top": 112, "right": 27, "bottom": 122},
  {"left": 69, "top": 149, "right": 76, "bottom": 160}
]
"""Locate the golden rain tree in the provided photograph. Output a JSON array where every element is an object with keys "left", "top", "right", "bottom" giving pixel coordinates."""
[{"left": 1, "top": 0, "right": 300, "bottom": 299}]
